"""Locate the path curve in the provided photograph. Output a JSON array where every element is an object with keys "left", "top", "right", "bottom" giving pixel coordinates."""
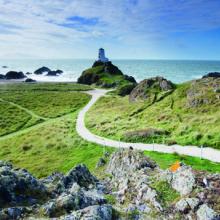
[{"left": 76, "top": 89, "right": 220, "bottom": 163}]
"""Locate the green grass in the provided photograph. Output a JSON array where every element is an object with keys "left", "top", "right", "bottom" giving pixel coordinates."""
[
  {"left": 0, "top": 91, "right": 90, "bottom": 118},
  {"left": 0, "top": 111, "right": 114, "bottom": 178},
  {"left": 86, "top": 82, "right": 220, "bottom": 149},
  {"left": 0, "top": 101, "right": 31, "bottom": 136},
  {"left": 151, "top": 181, "right": 180, "bottom": 208},
  {"left": 0, "top": 81, "right": 219, "bottom": 178},
  {"left": 0, "top": 82, "right": 91, "bottom": 91}
]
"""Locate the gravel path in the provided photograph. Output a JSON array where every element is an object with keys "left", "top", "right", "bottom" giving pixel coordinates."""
[{"left": 76, "top": 89, "right": 220, "bottom": 163}]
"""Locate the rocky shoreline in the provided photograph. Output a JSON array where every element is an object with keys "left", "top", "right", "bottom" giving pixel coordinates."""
[{"left": 0, "top": 149, "right": 219, "bottom": 219}]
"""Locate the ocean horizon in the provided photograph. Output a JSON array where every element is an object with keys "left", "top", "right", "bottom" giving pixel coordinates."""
[{"left": 1, "top": 59, "right": 220, "bottom": 83}]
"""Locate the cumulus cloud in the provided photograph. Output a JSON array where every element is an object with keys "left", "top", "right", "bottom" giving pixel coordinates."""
[{"left": 0, "top": 0, "right": 220, "bottom": 58}]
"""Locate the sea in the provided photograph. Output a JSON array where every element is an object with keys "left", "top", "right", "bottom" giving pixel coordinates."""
[{"left": 0, "top": 59, "right": 220, "bottom": 83}]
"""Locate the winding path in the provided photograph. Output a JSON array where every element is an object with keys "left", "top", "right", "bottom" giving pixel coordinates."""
[{"left": 76, "top": 89, "right": 220, "bottom": 163}]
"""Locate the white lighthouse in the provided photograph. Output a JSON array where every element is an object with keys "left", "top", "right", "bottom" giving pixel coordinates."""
[{"left": 98, "top": 48, "right": 109, "bottom": 63}]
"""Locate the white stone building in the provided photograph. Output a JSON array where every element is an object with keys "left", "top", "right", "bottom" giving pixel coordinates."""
[{"left": 98, "top": 48, "right": 109, "bottom": 63}]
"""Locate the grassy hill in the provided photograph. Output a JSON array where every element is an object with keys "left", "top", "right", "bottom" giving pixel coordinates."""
[
  {"left": 86, "top": 77, "right": 220, "bottom": 149},
  {"left": 0, "top": 81, "right": 219, "bottom": 178}
]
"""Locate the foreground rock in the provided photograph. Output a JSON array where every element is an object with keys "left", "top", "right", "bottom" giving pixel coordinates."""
[
  {"left": 129, "top": 76, "right": 175, "bottom": 102},
  {"left": 5, "top": 71, "right": 26, "bottom": 79},
  {"left": 0, "top": 149, "right": 219, "bottom": 219}
]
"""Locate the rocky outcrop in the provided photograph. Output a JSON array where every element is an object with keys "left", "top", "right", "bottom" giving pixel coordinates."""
[
  {"left": 46, "top": 70, "right": 63, "bottom": 76},
  {"left": 0, "top": 162, "right": 110, "bottom": 219},
  {"left": 5, "top": 71, "right": 26, "bottom": 79},
  {"left": 129, "top": 76, "right": 175, "bottom": 102},
  {"left": 34, "top": 66, "right": 51, "bottom": 74},
  {"left": 187, "top": 77, "right": 220, "bottom": 107},
  {"left": 164, "top": 165, "right": 195, "bottom": 196},
  {"left": 203, "top": 72, "right": 220, "bottom": 78},
  {"left": 77, "top": 61, "right": 136, "bottom": 89},
  {"left": 0, "top": 150, "right": 220, "bottom": 219}
]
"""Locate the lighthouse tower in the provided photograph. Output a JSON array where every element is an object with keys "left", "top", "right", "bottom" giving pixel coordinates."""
[{"left": 98, "top": 48, "right": 109, "bottom": 63}]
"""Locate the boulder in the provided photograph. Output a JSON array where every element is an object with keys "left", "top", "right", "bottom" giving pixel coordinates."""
[
  {"left": 0, "top": 161, "right": 48, "bottom": 208},
  {"left": 203, "top": 72, "right": 220, "bottom": 78},
  {"left": 129, "top": 76, "right": 175, "bottom": 102},
  {"left": 46, "top": 70, "right": 63, "bottom": 76},
  {"left": 175, "top": 198, "right": 200, "bottom": 213},
  {"left": 34, "top": 66, "right": 51, "bottom": 74},
  {"left": 107, "top": 148, "right": 156, "bottom": 178},
  {"left": 25, "top": 78, "right": 36, "bottom": 83},
  {"left": 60, "top": 204, "right": 112, "bottom": 220},
  {"left": 25, "top": 72, "right": 32, "bottom": 75},
  {"left": 165, "top": 165, "right": 195, "bottom": 196},
  {"left": 196, "top": 204, "right": 217, "bottom": 220},
  {"left": 2, "top": 66, "right": 8, "bottom": 68},
  {"left": 5, "top": 71, "right": 26, "bottom": 79}
]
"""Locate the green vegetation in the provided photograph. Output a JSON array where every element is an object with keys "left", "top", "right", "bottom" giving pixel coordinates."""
[
  {"left": 86, "top": 80, "right": 220, "bottom": 149},
  {"left": 151, "top": 181, "right": 180, "bottom": 207},
  {"left": 0, "top": 82, "right": 115, "bottom": 178},
  {"left": 0, "top": 82, "right": 91, "bottom": 91},
  {"left": 0, "top": 91, "right": 90, "bottom": 118},
  {"left": 0, "top": 81, "right": 219, "bottom": 179},
  {"left": 0, "top": 100, "right": 31, "bottom": 136}
]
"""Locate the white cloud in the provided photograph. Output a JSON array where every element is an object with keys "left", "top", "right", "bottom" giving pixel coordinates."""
[{"left": 0, "top": 0, "right": 220, "bottom": 58}]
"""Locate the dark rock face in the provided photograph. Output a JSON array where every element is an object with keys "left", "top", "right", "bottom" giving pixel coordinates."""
[
  {"left": 34, "top": 66, "right": 51, "bottom": 74},
  {"left": 129, "top": 76, "right": 175, "bottom": 102},
  {"left": 46, "top": 70, "right": 63, "bottom": 76},
  {"left": 123, "top": 74, "right": 136, "bottom": 83},
  {"left": 5, "top": 71, "right": 26, "bottom": 79},
  {"left": 77, "top": 71, "right": 100, "bottom": 85},
  {"left": 0, "top": 74, "right": 5, "bottom": 79},
  {"left": 25, "top": 78, "right": 36, "bottom": 83},
  {"left": 203, "top": 72, "right": 220, "bottom": 78}
]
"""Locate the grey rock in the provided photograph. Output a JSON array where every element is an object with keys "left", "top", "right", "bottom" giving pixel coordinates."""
[
  {"left": 196, "top": 204, "right": 217, "bottom": 220},
  {"left": 61, "top": 204, "right": 112, "bottom": 220},
  {"left": 165, "top": 165, "right": 195, "bottom": 196},
  {"left": 5, "top": 71, "right": 26, "bottom": 79},
  {"left": 175, "top": 198, "right": 200, "bottom": 213},
  {"left": 34, "top": 66, "right": 51, "bottom": 74}
]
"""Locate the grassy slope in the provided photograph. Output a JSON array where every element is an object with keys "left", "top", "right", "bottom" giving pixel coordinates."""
[
  {"left": 0, "top": 112, "right": 114, "bottom": 178},
  {"left": 86, "top": 82, "right": 220, "bottom": 149},
  {"left": 0, "top": 82, "right": 115, "bottom": 178},
  {"left": 0, "top": 82, "right": 219, "bottom": 177}
]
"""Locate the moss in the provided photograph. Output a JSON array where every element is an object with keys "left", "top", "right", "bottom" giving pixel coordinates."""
[{"left": 151, "top": 181, "right": 180, "bottom": 208}]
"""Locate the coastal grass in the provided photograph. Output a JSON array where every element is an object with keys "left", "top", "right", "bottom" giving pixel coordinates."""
[
  {"left": 86, "top": 83, "right": 220, "bottom": 149},
  {"left": 0, "top": 82, "right": 219, "bottom": 178},
  {"left": 0, "top": 90, "right": 90, "bottom": 118},
  {"left": 0, "top": 111, "right": 114, "bottom": 178},
  {"left": 0, "top": 82, "right": 91, "bottom": 91},
  {"left": 0, "top": 101, "right": 31, "bottom": 136}
]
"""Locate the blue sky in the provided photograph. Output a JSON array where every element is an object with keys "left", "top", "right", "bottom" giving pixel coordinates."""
[{"left": 0, "top": 0, "right": 220, "bottom": 59}]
